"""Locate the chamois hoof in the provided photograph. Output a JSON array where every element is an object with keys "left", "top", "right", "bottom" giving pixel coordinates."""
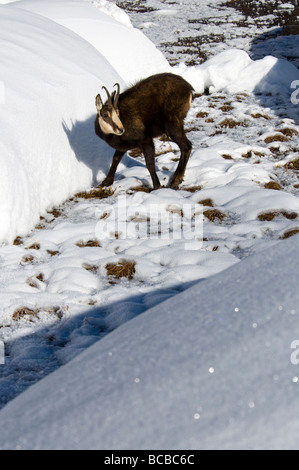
[
  {"left": 101, "top": 178, "right": 113, "bottom": 187},
  {"left": 169, "top": 180, "right": 182, "bottom": 190}
]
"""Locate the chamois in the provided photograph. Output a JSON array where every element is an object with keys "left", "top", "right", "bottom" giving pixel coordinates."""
[{"left": 95, "top": 73, "right": 194, "bottom": 190}]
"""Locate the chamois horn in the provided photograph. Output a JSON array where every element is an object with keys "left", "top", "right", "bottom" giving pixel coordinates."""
[{"left": 102, "top": 86, "right": 112, "bottom": 107}]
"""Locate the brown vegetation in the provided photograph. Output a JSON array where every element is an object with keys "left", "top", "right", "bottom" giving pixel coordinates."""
[
  {"left": 75, "top": 187, "right": 114, "bottom": 199},
  {"left": 106, "top": 260, "right": 136, "bottom": 280},
  {"left": 76, "top": 239, "right": 101, "bottom": 248}
]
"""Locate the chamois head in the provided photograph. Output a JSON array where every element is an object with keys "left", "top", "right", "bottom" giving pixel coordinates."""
[{"left": 95, "top": 83, "right": 125, "bottom": 136}]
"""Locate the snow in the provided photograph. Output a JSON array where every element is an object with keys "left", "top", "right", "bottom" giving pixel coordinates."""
[
  {"left": 14, "top": 0, "right": 171, "bottom": 83},
  {"left": 0, "top": 0, "right": 299, "bottom": 450},
  {"left": 0, "top": 0, "right": 169, "bottom": 244},
  {"left": 0, "top": 0, "right": 298, "bottom": 244},
  {"left": 0, "top": 234, "right": 299, "bottom": 450},
  {"left": 178, "top": 49, "right": 299, "bottom": 95}
]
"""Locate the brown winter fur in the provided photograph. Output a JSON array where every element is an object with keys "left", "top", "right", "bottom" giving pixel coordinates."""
[{"left": 95, "top": 73, "right": 194, "bottom": 190}]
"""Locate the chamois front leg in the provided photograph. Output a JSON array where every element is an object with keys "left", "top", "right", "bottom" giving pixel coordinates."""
[
  {"left": 142, "top": 139, "right": 161, "bottom": 190},
  {"left": 101, "top": 150, "right": 125, "bottom": 187},
  {"left": 167, "top": 122, "right": 192, "bottom": 190}
]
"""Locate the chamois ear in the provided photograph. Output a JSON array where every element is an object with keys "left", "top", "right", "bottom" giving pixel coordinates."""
[{"left": 95, "top": 94, "right": 103, "bottom": 112}]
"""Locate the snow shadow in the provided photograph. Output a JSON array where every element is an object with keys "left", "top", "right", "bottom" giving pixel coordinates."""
[
  {"left": 62, "top": 116, "right": 153, "bottom": 186},
  {"left": 250, "top": 26, "right": 299, "bottom": 68},
  {"left": 248, "top": 30, "right": 299, "bottom": 125},
  {"left": 62, "top": 116, "right": 114, "bottom": 185},
  {"left": 0, "top": 280, "right": 198, "bottom": 410},
  {"left": 251, "top": 62, "right": 299, "bottom": 125}
]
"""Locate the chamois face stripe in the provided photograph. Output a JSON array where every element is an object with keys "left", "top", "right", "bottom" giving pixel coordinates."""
[
  {"left": 111, "top": 109, "right": 124, "bottom": 134},
  {"left": 98, "top": 107, "right": 124, "bottom": 135}
]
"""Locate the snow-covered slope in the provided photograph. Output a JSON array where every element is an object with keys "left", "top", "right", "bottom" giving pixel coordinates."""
[
  {"left": 13, "top": 0, "right": 171, "bottom": 83},
  {"left": 0, "top": 0, "right": 170, "bottom": 244},
  {"left": 0, "top": 234, "right": 298, "bottom": 450}
]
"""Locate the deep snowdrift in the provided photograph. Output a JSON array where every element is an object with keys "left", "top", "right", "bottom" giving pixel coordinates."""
[
  {"left": 0, "top": 0, "right": 170, "bottom": 244},
  {"left": 0, "top": 234, "right": 298, "bottom": 450},
  {"left": 12, "top": 0, "right": 171, "bottom": 83}
]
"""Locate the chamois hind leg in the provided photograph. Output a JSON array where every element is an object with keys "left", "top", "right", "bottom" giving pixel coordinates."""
[
  {"left": 142, "top": 139, "right": 162, "bottom": 190},
  {"left": 167, "top": 121, "right": 192, "bottom": 190},
  {"left": 101, "top": 150, "right": 125, "bottom": 187}
]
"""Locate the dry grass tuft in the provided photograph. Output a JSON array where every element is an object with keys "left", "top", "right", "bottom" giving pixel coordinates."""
[
  {"left": 75, "top": 187, "right": 114, "bottom": 200},
  {"left": 47, "top": 249, "right": 59, "bottom": 257},
  {"left": 264, "top": 181, "right": 282, "bottom": 191},
  {"left": 258, "top": 211, "right": 298, "bottom": 222},
  {"left": 20, "top": 255, "right": 34, "bottom": 265},
  {"left": 281, "top": 229, "right": 299, "bottom": 240},
  {"left": 219, "top": 118, "right": 247, "bottom": 128},
  {"left": 199, "top": 199, "right": 214, "bottom": 207},
  {"left": 128, "top": 185, "right": 151, "bottom": 193},
  {"left": 279, "top": 128, "right": 299, "bottom": 138},
  {"left": 251, "top": 113, "right": 271, "bottom": 120},
  {"left": 197, "top": 111, "right": 209, "bottom": 118},
  {"left": 281, "top": 212, "right": 298, "bottom": 220},
  {"left": 106, "top": 259, "right": 136, "bottom": 280},
  {"left": 99, "top": 211, "right": 111, "bottom": 220},
  {"left": 76, "top": 239, "right": 101, "bottom": 248},
  {"left": 82, "top": 263, "right": 98, "bottom": 273},
  {"left": 12, "top": 307, "right": 39, "bottom": 321},
  {"left": 129, "top": 148, "right": 143, "bottom": 158},
  {"left": 204, "top": 209, "right": 225, "bottom": 222},
  {"left": 222, "top": 154, "right": 233, "bottom": 160},
  {"left": 13, "top": 237, "right": 23, "bottom": 246},
  {"left": 220, "top": 105, "right": 234, "bottom": 112},
  {"left": 264, "top": 134, "right": 289, "bottom": 144},
  {"left": 13, "top": 306, "right": 63, "bottom": 322},
  {"left": 26, "top": 242, "right": 40, "bottom": 250},
  {"left": 47, "top": 208, "right": 62, "bottom": 218},
  {"left": 167, "top": 206, "right": 184, "bottom": 217},
  {"left": 26, "top": 273, "right": 45, "bottom": 289},
  {"left": 182, "top": 185, "right": 202, "bottom": 193},
  {"left": 285, "top": 158, "right": 299, "bottom": 171},
  {"left": 26, "top": 278, "right": 39, "bottom": 289}
]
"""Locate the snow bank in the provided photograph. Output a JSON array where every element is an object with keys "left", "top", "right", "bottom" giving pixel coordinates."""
[
  {"left": 180, "top": 49, "right": 299, "bottom": 95},
  {"left": 0, "top": 5, "right": 115, "bottom": 243},
  {"left": 0, "top": 0, "right": 170, "bottom": 244},
  {"left": 13, "top": 0, "right": 171, "bottom": 84},
  {"left": 0, "top": 234, "right": 298, "bottom": 450}
]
